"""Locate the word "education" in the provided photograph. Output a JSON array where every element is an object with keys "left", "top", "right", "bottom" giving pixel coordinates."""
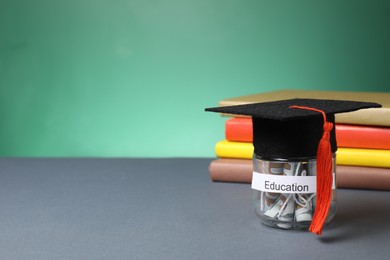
[{"left": 264, "top": 181, "right": 309, "bottom": 192}]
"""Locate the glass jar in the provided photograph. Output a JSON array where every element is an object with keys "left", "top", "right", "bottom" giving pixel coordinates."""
[{"left": 252, "top": 154, "right": 337, "bottom": 230}]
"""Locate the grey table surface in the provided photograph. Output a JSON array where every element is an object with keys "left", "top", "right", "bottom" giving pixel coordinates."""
[{"left": 0, "top": 158, "right": 389, "bottom": 260}]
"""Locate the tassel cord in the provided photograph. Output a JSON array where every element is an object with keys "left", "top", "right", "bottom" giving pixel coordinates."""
[{"left": 289, "top": 105, "right": 334, "bottom": 236}]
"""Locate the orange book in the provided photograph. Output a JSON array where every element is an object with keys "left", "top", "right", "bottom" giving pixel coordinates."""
[
  {"left": 225, "top": 117, "right": 252, "bottom": 142},
  {"left": 225, "top": 118, "right": 390, "bottom": 150},
  {"left": 336, "top": 124, "right": 390, "bottom": 149}
]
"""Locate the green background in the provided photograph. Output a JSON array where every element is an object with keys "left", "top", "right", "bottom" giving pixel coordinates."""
[{"left": 0, "top": 0, "right": 389, "bottom": 157}]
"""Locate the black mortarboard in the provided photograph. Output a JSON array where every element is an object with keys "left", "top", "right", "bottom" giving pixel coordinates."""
[
  {"left": 205, "top": 98, "right": 381, "bottom": 159},
  {"left": 205, "top": 98, "right": 381, "bottom": 235}
]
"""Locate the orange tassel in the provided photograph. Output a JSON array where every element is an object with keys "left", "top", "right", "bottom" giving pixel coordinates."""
[{"left": 290, "top": 106, "right": 334, "bottom": 236}]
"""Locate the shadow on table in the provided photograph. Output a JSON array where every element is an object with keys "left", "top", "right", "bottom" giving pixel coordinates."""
[{"left": 319, "top": 190, "right": 390, "bottom": 243}]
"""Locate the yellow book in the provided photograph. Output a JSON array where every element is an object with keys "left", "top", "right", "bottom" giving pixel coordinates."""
[
  {"left": 218, "top": 89, "right": 390, "bottom": 127},
  {"left": 215, "top": 140, "right": 390, "bottom": 168},
  {"left": 215, "top": 140, "right": 253, "bottom": 159},
  {"left": 337, "top": 148, "right": 390, "bottom": 168}
]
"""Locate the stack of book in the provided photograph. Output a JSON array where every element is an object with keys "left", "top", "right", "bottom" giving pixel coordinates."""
[{"left": 209, "top": 90, "right": 390, "bottom": 190}]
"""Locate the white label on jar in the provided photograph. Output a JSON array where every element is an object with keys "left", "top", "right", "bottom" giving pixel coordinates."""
[{"left": 251, "top": 172, "right": 335, "bottom": 194}]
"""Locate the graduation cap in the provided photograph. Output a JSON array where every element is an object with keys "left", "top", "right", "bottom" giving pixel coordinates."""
[{"left": 205, "top": 98, "right": 381, "bottom": 235}]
